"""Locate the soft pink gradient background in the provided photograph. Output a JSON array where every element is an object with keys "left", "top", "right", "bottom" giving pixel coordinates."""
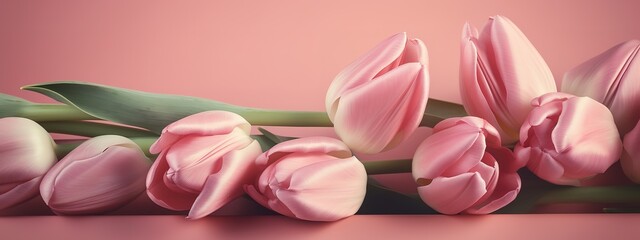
[
  {"left": 2, "top": 1, "right": 640, "bottom": 107},
  {"left": 2, "top": 1, "right": 640, "bottom": 238}
]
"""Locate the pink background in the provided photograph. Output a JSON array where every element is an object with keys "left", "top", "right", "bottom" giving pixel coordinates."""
[
  {"left": 2, "top": 1, "right": 640, "bottom": 238},
  {"left": 2, "top": 0, "right": 640, "bottom": 107}
]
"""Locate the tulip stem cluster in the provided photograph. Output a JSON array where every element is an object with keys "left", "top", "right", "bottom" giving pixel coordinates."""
[
  {"left": 20, "top": 100, "right": 466, "bottom": 130},
  {"left": 361, "top": 159, "right": 413, "bottom": 175},
  {"left": 537, "top": 186, "right": 640, "bottom": 205}
]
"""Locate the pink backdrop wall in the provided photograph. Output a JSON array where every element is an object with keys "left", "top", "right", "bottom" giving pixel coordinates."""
[{"left": 2, "top": 0, "right": 640, "bottom": 108}]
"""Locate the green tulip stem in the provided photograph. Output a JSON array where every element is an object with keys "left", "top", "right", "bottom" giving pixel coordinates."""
[
  {"left": 240, "top": 98, "right": 467, "bottom": 128},
  {"left": 54, "top": 137, "right": 158, "bottom": 159},
  {"left": 536, "top": 186, "right": 640, "bottom": 205},
  {"left": 40, "top": 121, "right": 159, "bottom": 138},
  {"left": 238, "top": 109, "right": 333, "bottom": 127},
  {"left": 18, "top": 104, "right": 97, "bottom": 121},
  {"left": 362, "top": 159, "right": 413, "bottom": 175},
  {"left": 16, "top": 98, "right": 466, "bottom": 129}
]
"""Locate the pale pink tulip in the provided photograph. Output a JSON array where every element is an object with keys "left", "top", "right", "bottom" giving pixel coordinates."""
[
  {"left": 412, "top": 117, "right": 521, "bottom": 215},
  {"left": 622, "top": 120, "right": 640, "bottom": 183},
  {"left": 244, "top": 137, "right": 367, "bottom": 221},
  {"left": 40, "top": 135, "right": 151, "bottom": 214},
  {"left": 325, "top": 32, "right": 429, "bottom": 154},
  {"left": 460, "top": 15, "right": 557, "bottom": 144},
  {"left": 514, "top": 93, "right": 622, "bottom": 186},
  {"left": 562, "top": 40, "right": 640, "bottom": 135},
  {"left": 0, "top": 117, "right": 56, "bottom": 210},
  {"left": 146, "top": 111, "right": 262, "bottom": 219}
]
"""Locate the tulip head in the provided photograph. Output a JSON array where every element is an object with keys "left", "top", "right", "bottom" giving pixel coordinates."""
[
  {"left": 146, "top": 111, "right": 262, "bottom": 219},
  {"left": 412, "top": 117, "right": 521, "bottom": 214},
  {"left": 460, "top": 15, "right": 557, "bottom": 144},
  {"left": 0, "top": 117, "right": 56, "bottom": 210},
  {"left": 325, "top": 32, "right": 429, "bottom": 154},
  {"left": 244, "top": 137, "right": 367, "bottom": 221},
  {"left": 514, "top": 93, "right": 622, "bottom": 186},
  {"left": 562, "top": 40, "right": 640, "bottom": 134},
  {"left": 622, "top": 120, "right": 640, "bottom": 183},
  {"left": 40, "top": 135, "right": 150, "bottom": 214}
]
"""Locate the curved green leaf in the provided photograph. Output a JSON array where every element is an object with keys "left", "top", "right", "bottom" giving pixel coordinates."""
[
  {"left": 23, "top": 82, "right": 334, "bottom": 133},
  {"left": 23, "top": 82, "right": 246, "bottom": 133}
]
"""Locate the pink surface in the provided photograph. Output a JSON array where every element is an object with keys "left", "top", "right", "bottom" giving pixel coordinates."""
[
  {"left": 2, "top": 1, "right": 640, "bottom": 238},
  {"left": 0, "top": 214, "right": 638, "bottom": 240}
]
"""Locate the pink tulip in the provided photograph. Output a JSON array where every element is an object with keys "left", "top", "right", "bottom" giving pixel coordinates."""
[
  {"left": 562, "top": 40, "right": 640, "bottom": 135},
  {"left": 325, "top": 32, "right": 429, "bottom": 154},
  {"left": 244, "top": 137, "right": 367, "bottom": 221},
  {"left": 40, "top": 135, "right": 151, "bottom": 214},
  {"left": 514, "top": 92, "right": 622, "bottom": 186},
  {"left": 0, "top": 117, "right": 56, "bottom": 210},
  {"left": 622, "top": 120, "right": 640, "bottom": 183},
  {"left": 460, "top": 15, "right": 557, "bottom": 144},
  {"left": 412, "top": 117, "right": 521, "bottom": 215},
  {"left": 146, "top": 111, "right": 262, "bottom": 219}
]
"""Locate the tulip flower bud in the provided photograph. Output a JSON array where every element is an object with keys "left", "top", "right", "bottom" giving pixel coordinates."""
[
  {"left": 244, "top": 137, "right": 367, "bottom": 221},
  {"left": 514, "top": 93, "right": 622, "bottom": 186},
  {"left": 0, "top": 117, "right": 56, "bottom": 210},
  {"left": 622, "top": 120, "right": 640, "bottom": 183},
  {"left": 325, "top": 32, "right": 429, "bottom": 154},
  {"left": 412, "top": 117, "right": 521, "bottom": 214},
  {"left": 460, "top": 15, "right": 557, "bottom": 144},
  {"left": 562, "top": 40, "right": 640, "bottom": 135},
  {"left": 40, "top": 135, "right": 151, "bottom": 214},
  {"left": 146, "top": 111, "right": 262, "bottom": 219}
]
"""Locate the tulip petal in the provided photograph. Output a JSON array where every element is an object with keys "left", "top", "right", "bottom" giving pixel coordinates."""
[
  {"left": 460, "top": 38, "right": 517, "bottom": 143},
  {"left": 622, "top": 121, "right": 640, "bottom": 183},
  {"left": 188, "top": 141, "right": 262, "bottom": 219},
  {"left": 404, "top": 39, "right": 429, "bottom": 67},
  {"left": 562, "top": 40, "right": 640, "bottom": 134},
  {"left": 150, "top": 111, "right": 251, "bottom": 153},
  {"left": 244, "top": 183, "right": 296, "bottom": 218},
  {"left": 551, "top": 97, "right": 621, "bottom": 178},
  {"left": 526, "top": 150, "right": 579, "bottom": 186},
  {"left": 0, "top": 118, "right": 56, "bottom": 182},
  {"left": 334, "top": 62, "right": 427, "bottom": 153},
  {"left": 42, "top": 146, "right": 150, "bottom": 214},
  {"left": 146, "top": 151, "right": 198, "bottom": 211},
  {"left": 466, "top": 171, "right": 521, "bottom": 214},
  {"left": 482, "top": 15, "right": 556, "bottom": 124},
  {"left": 413, "top": 123, "right": 486, "bottom": 179},
  {"left": 258, "top": 137, "right": 352, "bottom": 167},
  {"left": 164, "top": 129, "right": 253, "bottom": 192},
  {"left": 275, "top": 156, "right": 366, "bottom": 221},
  {"left": 0, "top": 176, "right": 41, "bottom": 210},
  {"left": 462, "top": 22, "right": 479, "bottom": 41},
  {"left": 490, "top": 145, "right": 522, "bottom": 171},
  {"left": 461, "top": 16, "right": 557, "bottom": 144},
  {"left": 326, "top": 32, "right": 408, "bottom": 118},
  {"left": 417, "top": 172, "right": 487, "bottom": 214}
]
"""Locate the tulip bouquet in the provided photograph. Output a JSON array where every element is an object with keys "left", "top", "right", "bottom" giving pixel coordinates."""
[{"left": 1, "top": 15, "right": 640, "bottom": 221}]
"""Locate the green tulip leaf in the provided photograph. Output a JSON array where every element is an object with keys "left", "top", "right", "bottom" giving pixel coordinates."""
[
  {"left": 23, "top": 82, "right": 245, "bottom": 133},
  {"left": 0, "top": 93, "right": 31, "bottom": 118}
]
